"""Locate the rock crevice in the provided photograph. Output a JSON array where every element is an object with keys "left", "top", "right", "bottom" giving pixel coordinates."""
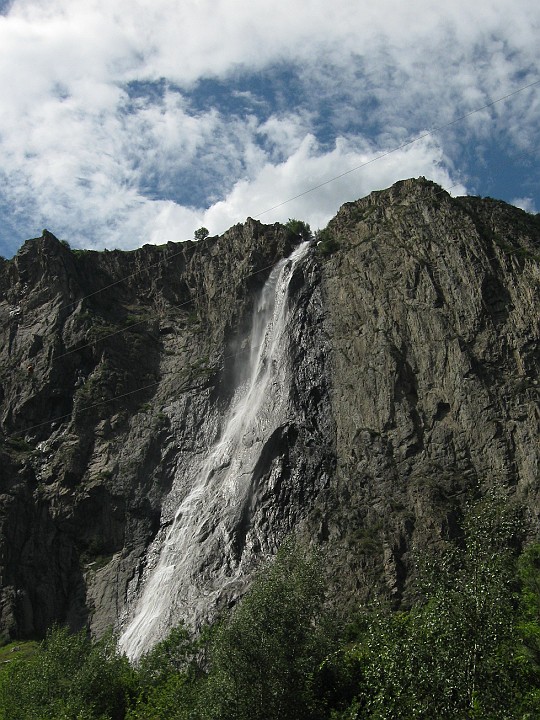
[{"left": 0, "top": 178, "right": 538, "bottom": 641}]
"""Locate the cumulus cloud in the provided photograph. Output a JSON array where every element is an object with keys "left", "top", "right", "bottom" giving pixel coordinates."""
[
  {"left": 202, "top": 134, "right": 466, "bottom": 234},
  {"left": 0, "top": 0, "right": 538, "bottom": 254}
]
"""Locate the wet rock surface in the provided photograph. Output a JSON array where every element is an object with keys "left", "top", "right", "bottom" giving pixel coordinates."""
[
  {"left": 0, "top": 219, "right": 329, "bottom": 641},
  {"left": 0, "top": 178, "right": 538, "bottom": 642}
]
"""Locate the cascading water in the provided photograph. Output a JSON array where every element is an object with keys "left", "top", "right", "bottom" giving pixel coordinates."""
[{"left": 119, "top": 241, "right": 311, "bottom": 660}]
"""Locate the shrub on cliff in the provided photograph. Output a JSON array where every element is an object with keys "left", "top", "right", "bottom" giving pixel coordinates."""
[
  {"left": 285, "top": 219, "right": 311, "bottom": 241},
  {"left": 315, "top": 228, "right": 339, "bottom": 255},
  {"left": 194, "top": 227, "right": 209, "bottom": 241}
]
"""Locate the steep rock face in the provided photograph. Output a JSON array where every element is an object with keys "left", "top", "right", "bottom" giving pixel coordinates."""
[
  {"left": 316, "top": 178, "right": 540, "bottom": 606},
  {"left": 0, "top": 221, "right": 328, "bottom": 640},
  {"left": 0, "top": 178, "right": 538, "bottom": 644},
  {"left": 118, "top": 242, "right": 334, "bottom": 656}
]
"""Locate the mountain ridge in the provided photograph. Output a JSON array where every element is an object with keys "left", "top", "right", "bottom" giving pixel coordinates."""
[{"left": 0, "top": 177, "right": 538, "bottom": 645}]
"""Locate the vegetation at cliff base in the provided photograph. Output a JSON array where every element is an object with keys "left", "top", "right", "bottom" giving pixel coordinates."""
[
  {"left": 0, "top": 629, "right": 133, "bottom": 720},
  {"left": 2, "top": 502, "right": 540, "bottom": 720}
]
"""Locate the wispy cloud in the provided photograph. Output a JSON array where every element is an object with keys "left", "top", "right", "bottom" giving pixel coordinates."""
[
  {"left": 511, "top": 197, "right": 538, "bottom": 214},
  {"left": 203, "top": 135, "right": 466, "bottom": 235},
  {"left": 0, "top": 0, "right": 538, "bottom": 254}
]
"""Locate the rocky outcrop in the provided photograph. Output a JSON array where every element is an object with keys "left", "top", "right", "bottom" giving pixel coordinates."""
[
  {"left": 315, "top": 178, "right": 540, "bottom": 607},
  {"left": 0, "top": 221, "right": 308, "bottom": 640},
  {"left": 0, "top": 178, "right": 538, "bottom": 643}
]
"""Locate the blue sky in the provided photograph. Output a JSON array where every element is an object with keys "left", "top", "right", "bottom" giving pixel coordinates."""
[{"left": 0, "top": 0, "right": 538, "bottom": 258}]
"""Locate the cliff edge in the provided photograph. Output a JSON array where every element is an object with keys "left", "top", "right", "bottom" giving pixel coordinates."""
[{"left": 0, "top": 178, "right": 538, "bottom": 642}]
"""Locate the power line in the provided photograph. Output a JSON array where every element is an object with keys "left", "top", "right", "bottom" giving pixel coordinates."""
[
  {"left": 253, "top": 77, "right": 540, "bottom": 218},
  {"left": 53, "top": 257, "right": 281, "bottom": 361},
  {"left": 4, "top": 77, "right": 539, "bottom": 437},
  {"left": 9, "top": 338, "right": 269, "bottom": 438},
  {"left": 21, "top": 75, "right": 540, "bottom": 318},
  {"left": 47, "top": 182, "right": 462, "bottom": 362},
  {"left": 51, "top": 182, "right": 466, "bottom": 361},
  {"left": 56, "top": 245, "right": 190, "bottom": 315},
  {"left": 8, "top": 184, "right": 538, "bottom": 440}
]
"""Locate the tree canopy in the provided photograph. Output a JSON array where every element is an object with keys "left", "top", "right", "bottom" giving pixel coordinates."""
[{"left": 2, "top": 499, "right": 540, "bottom": 720}]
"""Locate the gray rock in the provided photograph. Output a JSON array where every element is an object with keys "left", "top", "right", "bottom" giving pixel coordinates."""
[
  {"left": 0, "top": 179, "right": 538, "bottom": 644},
  {"left": 317, "top": 178, "right": 539, "bottom": 607}
]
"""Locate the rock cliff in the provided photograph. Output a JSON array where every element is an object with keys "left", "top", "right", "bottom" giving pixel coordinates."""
[
  {"left": 315, "top": 178, "right": 540, "bottom": 607},
  {"left": 0, "top": 178, "right": 538, "bottom": 644}
]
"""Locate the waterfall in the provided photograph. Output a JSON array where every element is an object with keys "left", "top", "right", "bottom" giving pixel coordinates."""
[{"left": 119, "top": 241, "right": 311, "bottom": 660}]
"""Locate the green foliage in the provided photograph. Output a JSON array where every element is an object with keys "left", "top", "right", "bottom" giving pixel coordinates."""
[
  {"left": 127, "top": 625, "right": 207, "bottom": 720},
  {"left": 3, "top": 505, "right": 540, "bottom": 720},
  {"left": 492, "top": 233, "right": 540, "bottom": 262},
  {"left": 124, "top": 314, "right": 152, "bottom": 329},
  {"left": 200, "top": 541, "right": 335, "bottom": 720},
  {"left": 345, "top": 496, "right": 529, "bottom": 719},
  {"left": 0, "top": 641, "right": 38, "bottom": 681},
  {"left": 188, "top": 356, "right": 215, "bottom": 382},
  {"left": 5, "top": 435, "right": 34, "bottom": 454},
  {"left": 285, "top": 218, "right": 311, "bottom": 240},
  {"left": 194, "top": 227, "right": 210, "bottom": 241},
  {"left": 136, "top": 624, "right": 199, "bottom": 688},
  {"left": 315, "top": 228, "right": 339, "bottom": 256},
  {"left": 127, "top": 673, "right": 198, "bottom": 720},
  {"left": 86, "top": 320, "right": 121, "bottom": 343},
  {"left": 516, "top": 543, "right": 540, "bottom": 715},
  {"left": 0, "top": 627, "right": 134, "bottom": 720}
]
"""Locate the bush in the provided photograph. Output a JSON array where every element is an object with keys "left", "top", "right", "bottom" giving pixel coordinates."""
[
  {"left": 285, "top": 219, "right": 311, "bottom": 241},
  {"left": 200, "top": 542, "right": 335, "bottom": 720},
  {"left": 194, "top": 227, "right": 210, "bottom": 241},
  {"left": 0, "top": 627, "right": 134, "bottom": 720},
  {"left": 127, "top": 623, "right": 212, "bottom": 720},
  {"left": 315, "top": 228, "right": 339, "bottom": 256},
  {"left": 348, "top": 497, "right": 530, "bottom": 719}
]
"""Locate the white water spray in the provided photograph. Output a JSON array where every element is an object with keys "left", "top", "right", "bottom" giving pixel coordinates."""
[{"left": 119, "top": 241, "right": 310, "bottom": 659}]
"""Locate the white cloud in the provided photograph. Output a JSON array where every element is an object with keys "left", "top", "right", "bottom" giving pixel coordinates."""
[
  {"left": 257, "top": 114, "right": 314, "bottom": 161},
  {"left": 0, "top": 0, "right": 537, "bottom": 254},
  {"left": 202, "top": 134, "right": 466, "bottom": 234},
  {"left": 5, "top": 0, "right": 539, "bottom": 96},
  {"left": 511, "top": 197, "right": 538, "bottom": 214}
]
